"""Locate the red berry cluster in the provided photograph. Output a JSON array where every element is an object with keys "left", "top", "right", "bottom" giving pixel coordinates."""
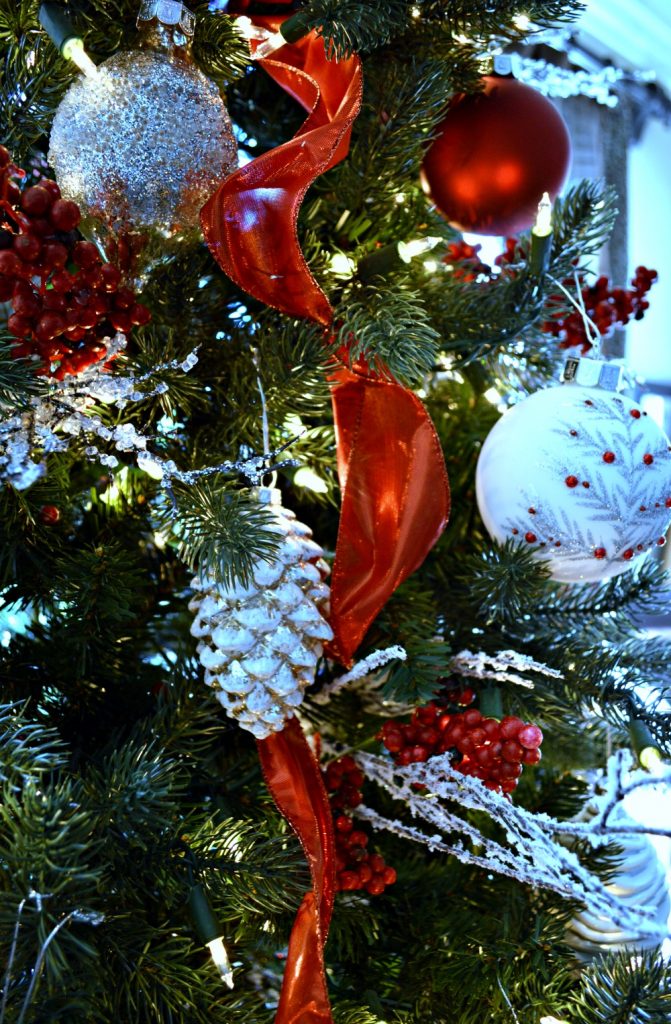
[
  {"left": 0, "top": 146, "right": 150, "bottom": 379},
  {"left": 323, "top": 756, "right": 397, "bottom": 896},
  {"left": 378, "top": 704, "right": 543, "bottom": 796},
  {"left": 443, "top": 240, "right": 489, "bottom": 281},
  {"left": 543, "top": 267, "right": 657, "bottom": 353}
]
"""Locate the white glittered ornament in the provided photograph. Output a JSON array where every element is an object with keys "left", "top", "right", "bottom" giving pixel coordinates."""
[
  {"left": 565, "top": 803, "right": 670, "bottom": 961},
  {"left": 476, "top": 359, "right": 671, "bottom": 582},
  {"left": 48, "top": 2, "right": 237, "bottom": 278},
  {"left": 189, "top": 488, "right": 333, "bottom": 739}
]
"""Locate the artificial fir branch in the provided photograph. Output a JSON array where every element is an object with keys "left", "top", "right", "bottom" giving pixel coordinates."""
[{"left": 161, "top": 479, "right": 280, "bottom": 589}]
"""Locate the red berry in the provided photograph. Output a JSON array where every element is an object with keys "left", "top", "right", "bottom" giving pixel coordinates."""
[
  {"left": 101, "top": 263, "right": 121, "bottom": 291},
  {"left": 473, "top": 745, "right": 496, "bottom": 767},
  {"left": 0, "top": 275, "right": 13, "bottom": 301},
  {"left": 13, "top": 291, "right": 40, "bottom": 317},
  {"left": 417, "top": 726, "right": 439, "bottom": 747},
  {"left": 349, "top": 831, "right": 368, "bottom": 848},
  {"left": 49, "top": 198, "right": 81, "bottom": 232},
  {"left": 366, "top": 877, "right": 386, "bottom": 896},
  {"left": 36, "top": 313, "right": 65, "bottom": 341},
  {"left": 458, "top": 688, "right": 476, "bottom": 706},
  {"left": 524, "top": 531, "right": 537, "bottom": 543},
  {"left": 369, "top": 854, "right": 385, "bottom": 872},
  {"left": 565, "top": 475, "right": 578, "bottom": 488},
  {"left": 43, "top": 291, "right": 67, "bottom": 312},
  {"left": 358, "top": 864, "right": 373, "bottom": 883},
  {"left": 500, "top": 716, "right": 523, "bottom": 739},
  {"left": 396, "top": 748, "right": 415, "bottom": 766},
  {"left": 335, "top": 815, "right": 353, "bottom": 833},
  {"left": 0, "top": 145, "right": 10, "bottom": 167},
  {"left": 462, "top": 709, "right": 482, "bottom": 728},
  {"left": 0, "top": 250, "right": 22, "bottom": 276},
  {"left": 481, "top": 718, "right": 501, "bottom": 739},
  {"left": 339, "top": 870, "right": 360, "bottom": 891},
  {"left": 521, "top": 747, "right": 542, "bottom": 765},
  {"left": 130, "top": 302, "right": 151, "bottom": 326},
  {"left": 501, "top": 740, "right": 523, "bottom": 763},
  {"left": 410, "top": 745, "right": 430, "bottom": 762},
  {"left": 42, "top": 243, "right": 68, "bottom": 269},
  {"left": 382, "top": 729, "right": 403, "bottom": 753},
  {"left": 39, "top": 179, "right": 61, "bottom": 199},
  {"left": 622, "top": 549, "right": 634, "bottom": 560},
  {"left": 518, "top": 724, "right": 543, "bottom": 749},
  {"left": 20, "top": 185, "right": 53, "bottom": 216},
  {"left": 7, "top": 313, "right": 33, "bottom": 338},
  {"left": 73, "top": 240, "right": 101, "bottom": 268},
  {"left": 13, "top": 234, "right": 42, "bottom": 262},
  {"left": 39, "top": 504, "right": 60, "bottom": 525}
]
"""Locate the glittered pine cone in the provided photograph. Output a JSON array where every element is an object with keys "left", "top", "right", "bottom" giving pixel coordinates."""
[{"left": 189, "top": 487, "right": 333, "bottom": 738}]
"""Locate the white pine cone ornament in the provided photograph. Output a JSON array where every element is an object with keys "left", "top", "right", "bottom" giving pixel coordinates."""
[
  {"left": 565, "top": 803, "right": 670, "bottom": 961},
  {"left": 189, "top": 487, "right": 333, "bottom": 739}
]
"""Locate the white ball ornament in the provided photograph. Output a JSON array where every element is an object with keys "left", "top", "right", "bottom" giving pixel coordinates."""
[{"left": 476, "top": 359, "right": 671, "bottom": 582}]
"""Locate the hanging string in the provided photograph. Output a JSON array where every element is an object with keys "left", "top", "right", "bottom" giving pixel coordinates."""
[{"left": 547, "top": 271, "right": 602, "bottom": 356}]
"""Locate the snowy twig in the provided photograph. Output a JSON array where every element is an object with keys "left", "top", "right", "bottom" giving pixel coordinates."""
[
  {"left": 355, "top": 750, "right": 670, "bottom": 937},
  {"left": 449, "top": 649, "right": 563, "bottom": 689},
  {"left": 313, "top": 646, "right": 407, "bottom": 705}
]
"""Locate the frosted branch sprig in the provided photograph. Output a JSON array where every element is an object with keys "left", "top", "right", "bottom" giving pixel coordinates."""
[
  {"left": 355, "top": 750, "right": 670, "bottom": 939},
  {"left": 448, "top": 649, "right": 564, "bottom": 689}
]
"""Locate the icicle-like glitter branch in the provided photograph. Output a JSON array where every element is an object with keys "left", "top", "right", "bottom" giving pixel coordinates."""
[{"left": 355, "top": 750, "right": 671, "bottom": 939}]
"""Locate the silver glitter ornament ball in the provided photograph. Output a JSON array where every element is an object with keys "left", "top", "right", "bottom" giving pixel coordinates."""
[{"left": 48, "top": 8, "right": 237, "bottom": 275}]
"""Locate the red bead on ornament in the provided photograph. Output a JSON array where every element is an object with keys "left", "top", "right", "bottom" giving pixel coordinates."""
[{"left": 421, "top": 75, "right": 571, "bottom": 236}]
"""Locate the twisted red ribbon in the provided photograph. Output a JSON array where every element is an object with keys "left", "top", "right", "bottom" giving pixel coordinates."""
[
  {"left": 257, "top": 716, "right": 335, "bottom": 1024},
  {"left": 201, "top": 16, "right": 362, "bottom": 324},
  {"left": 202, "top": 15, "right": 449, "bottom": 1022}
]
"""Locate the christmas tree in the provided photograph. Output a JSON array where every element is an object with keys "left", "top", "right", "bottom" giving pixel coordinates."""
[{"left": 1, "top": 2, "right": 670, "bottom": 1022}]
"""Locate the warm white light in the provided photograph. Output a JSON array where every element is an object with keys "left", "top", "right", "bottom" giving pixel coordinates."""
[
  {"left": 328, "top": 252, "right": 356, "bottom": 278},
  {"left": 514, "top": 13, "right": 531, "bottom": 31},
  {"left": 235, "top": 16, "right": 269, "bottom": 42},
  {"left": 533, "top": 192, "right": 552, "bottom": 237},
  {"left": 294, "top": 467, "right": 328, "bottom": 494},
  {"left": 206, "top": 936, "right": 234, "bottom": 989},
  {"left": 62, "top": 37, "right": 98, "bottom": 79},
  {"left": 398, "top": 236, "right": 442, "bottom": 262},
  {"left": 540, "top": 1017, "right": 570, "bottom": 1024},
  {"left": 640, "top": 746, "right": 664, "bottom": 773},
  {"left": 483, "top": 387, "right": 501, "bottom": 405},
  {"left": 394, "top": 193, "right": 406, "bottom": 204},
  {"left": 254, "top": 30, "right": 287, "bottom": 60},
  {"left": 411, "top": 5, "right": 421, "bottom": 17},
  {"left": 423, "top": 259, "right": 438, "bottom": 273}
]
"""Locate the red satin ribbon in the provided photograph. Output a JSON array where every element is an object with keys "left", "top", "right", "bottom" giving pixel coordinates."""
[
  {"left": 202, "top": 21, "right": 449, "bottom": 1023},
  {"left": 326, "top": 365, "right": 451, "bottom": 665},
  {"left": 201, "top": 16, "right": 362, "bottom": 324},
  {"left": 257, "top": 716, "right": 335, "bottom": 1024}
]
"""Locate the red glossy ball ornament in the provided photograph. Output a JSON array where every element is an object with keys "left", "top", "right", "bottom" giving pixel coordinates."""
[{"left": 421, "top": 75, "right": 571, "bottom": 236}]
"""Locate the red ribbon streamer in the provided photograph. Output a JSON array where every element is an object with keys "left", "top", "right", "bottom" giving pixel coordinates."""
[
  {"left": 326, "top": 365, "right": 451, "bottom": 664},
  {"left": 202, "top": 18, "right": 449, "bottom": 1023},
  {"left": 257, "top": 716, "right": 335, "bottom": 1024},
  {"left": 201, "top": 17, "right": 362, "bottom": 324}
]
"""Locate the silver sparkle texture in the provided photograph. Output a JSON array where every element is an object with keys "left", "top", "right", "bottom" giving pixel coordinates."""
[{"left": 48, "top": 40, "right": 237, "bottom": 270}]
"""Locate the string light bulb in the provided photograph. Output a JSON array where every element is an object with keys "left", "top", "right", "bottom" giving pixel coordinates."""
[
  {"left": 188, "top": 883, "right": 234, "bottom": 989},
  {"left": 357, "top": 236, "right": 442, "bottom": 282},
  {"left": 529, "top": 191, "right": 553, "bottom": 277},
  {"left": 39, "top": 3, "right": 98, "bottom": 78},
  {"left": 237, "top": 11, "right": 313, "bottom": 60}
]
